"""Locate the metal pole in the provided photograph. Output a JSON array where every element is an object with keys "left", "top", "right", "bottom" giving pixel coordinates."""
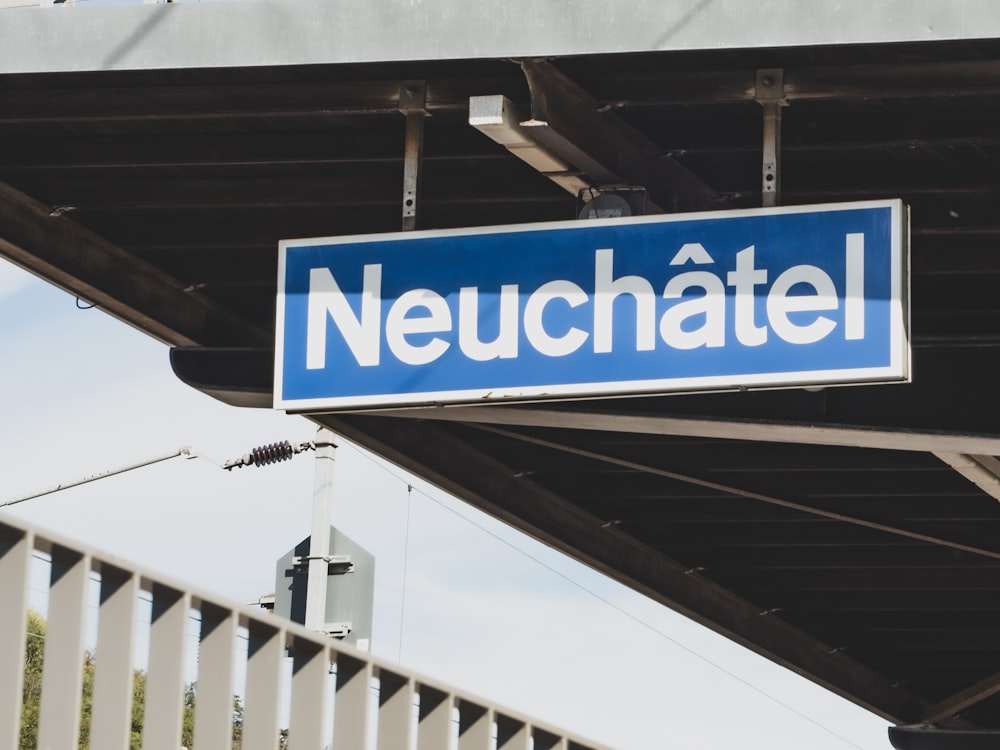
[{"left": 304, "top": 428, "right": 337, "bottom": 633}]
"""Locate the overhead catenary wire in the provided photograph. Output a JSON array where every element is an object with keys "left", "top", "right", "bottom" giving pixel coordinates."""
[
  {"left": 1, "top": 438, "right": 318, "bottom": 509},
  {"left": 0, "top": 447, "right": 196, "bottom": 509}
]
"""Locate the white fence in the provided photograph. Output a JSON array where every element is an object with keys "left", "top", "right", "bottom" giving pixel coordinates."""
[{"left": 0, "top": 513, "right": 610, "bottom": 750}]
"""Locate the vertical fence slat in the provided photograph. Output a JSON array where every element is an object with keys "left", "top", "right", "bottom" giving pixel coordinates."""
[
  {"left": 496, "top": 715, "right": 530, "bottom": 750},
  {"left": 458, "top": 701, "right": 492, "bottom": 750},
  {"left": 243, "top": 621, "right": 284, "bottom": 750},
  {"left": 534, "top": 728, "right": 570, "bottom": 750},
  {"left": 0, "top": 527, "right": 31, "bottom": 750},
  {"left": 288, "top": 638, "right": 327, "bottom": 750},
  {"left": 333, "top": 653, "right": 373, "bottom": 750},
  {"left": 377, "top": 670, "right": 415, "bottom": 750},
  {"left": 417, "top": 686, "right": 453, "bottom": 750},
  {"left": 37, "top": 546, "right": 90, "bottom": 750},
  {"left": 143, "top": 586, "right": 190, "bottom": 750},
  {"left": 91, "top": 566, "right": 140, "bottom": 750},
  {"left": 194, "top": 603, "right": 238, "bottom": 750}
]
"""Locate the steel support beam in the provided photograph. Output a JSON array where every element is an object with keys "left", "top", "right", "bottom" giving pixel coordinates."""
[
  {"left": 933, "top": 453, "right": 1000, "bottom": 502},
  {"left": 503, "top": 60, "right": 726, "bottom": 213},
  {"left": 0, "top": 180, "right": 268, "bottom": 347},
  {"left": 317, "top": 411, "right": 928, "bottom": 724},
  {"left": 375, "top": 405, "right": 1000, "bottom": 456},
  {"left": 469, "top": 94, "right": 591, "bottom": 197},
  {"left": 920, "top": 671, "right": 1000, "bottom": 724},
  {"left": 367, "top": 343, "right": 1000, "bottom": 455}
]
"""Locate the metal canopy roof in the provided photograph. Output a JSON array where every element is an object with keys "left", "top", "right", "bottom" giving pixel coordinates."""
[{"left": 3, "top": 11, "right": 1000, "bottom": 740}]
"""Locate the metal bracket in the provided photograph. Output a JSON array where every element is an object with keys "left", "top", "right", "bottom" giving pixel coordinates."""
[
  {"left": 399, "top": 80, "right": 428, "bottom": 231},
  {"left": 323, "top": 622, "right": 353, "bottom": 638},
  {"left": 292, "top": 554, "right": 355, "bottom": 573},
  {"left": 755, "top": 69, "right": 785, "bottom": 207}
]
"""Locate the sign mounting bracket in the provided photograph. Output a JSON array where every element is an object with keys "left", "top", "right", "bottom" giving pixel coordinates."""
[
  {"left": 756, "top": 69, "right": 786, "bottom": 207},
  {"left": 399, "top": 80, "right": 429, "bottom": 231}
]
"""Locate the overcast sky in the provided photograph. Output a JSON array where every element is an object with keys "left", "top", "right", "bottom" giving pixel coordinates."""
[{"left": 0, "top": 257, "right": 892, "bottom": 750}]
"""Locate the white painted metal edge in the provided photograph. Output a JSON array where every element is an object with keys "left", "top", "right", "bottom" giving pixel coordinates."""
[{"left": 1, "top": 0, "right": 999, "bottom": 74}]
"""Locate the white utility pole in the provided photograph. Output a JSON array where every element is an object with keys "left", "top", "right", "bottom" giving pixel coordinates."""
[{"left": 304, "top": 428, "right": 337, "bottom": 633}]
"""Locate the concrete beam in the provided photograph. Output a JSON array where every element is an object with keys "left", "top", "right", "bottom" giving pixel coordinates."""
[{"left": 2, "top": 1, "right": 1000, "bottom": 74}]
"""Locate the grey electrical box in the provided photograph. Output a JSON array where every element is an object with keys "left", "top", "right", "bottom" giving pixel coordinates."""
[{"left": 274, "top": 527, "right": 375, "bottom": 650}]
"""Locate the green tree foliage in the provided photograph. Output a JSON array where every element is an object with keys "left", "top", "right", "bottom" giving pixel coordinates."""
[
  {"left": 130, "top": 670, "right": 146, "bottom": 750},
  {"left": 182, "top": 682, "right": 196, "bottom": 748},
  {"left": 78, "top": 652, "right": 95, "bottom": 749},
  {"left": 19, "top": 610, "right": 96, "bottom": 750},
  {"left": 18, "top": 610, "right": 249, "bottom": 750},
  {"left": 232, "top": 693, "right": 244, "bottom": 749},
  {"left": 19, "top": 609, "right": 45, "bottom": 750}
]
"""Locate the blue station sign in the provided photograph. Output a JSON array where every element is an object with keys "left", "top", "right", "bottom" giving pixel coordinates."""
[{"left": 275, "top": 200, "right": 908, "bottom": 411}]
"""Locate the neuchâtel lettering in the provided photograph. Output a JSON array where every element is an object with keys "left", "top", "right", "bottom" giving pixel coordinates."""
[{"left": 305, "top": 234, "right": 866, "bottom": 369}]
